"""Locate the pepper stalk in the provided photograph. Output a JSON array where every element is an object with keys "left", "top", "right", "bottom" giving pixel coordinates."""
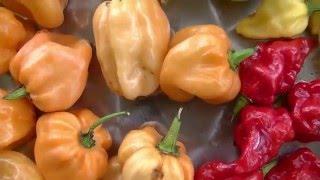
[
  {"left": 4, "top": 87, "right": 28, "bottom": 100},
  {"left": 80, "top": 111, "right": 130, "bottom": 148},
  {"left": 262, "top": 159, "right": 278, "bottom": 176},
  {"left": 307, "top": 0, "right": 320, "bottom": 15},
  {"left": 228, "top": 48, "right": 255, "bottom": 70},
  {"left": 157, "top": 108, "right": 183, "bottom": 156}
]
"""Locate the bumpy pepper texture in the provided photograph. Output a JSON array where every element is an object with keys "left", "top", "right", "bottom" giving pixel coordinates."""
[
  {"left": 1, "top": 0, "right": 68, "bottom": 28},
  {"left": 9, "top": 31, "right": 92, "bottom": 112},
  {"left": 196, "top": 106, "right": 294, "bottom": 180},
  {"left": 160, "top": 25, "right": 240, "bottom": 105},
  {"left": 265, "top": 148, "right": 320, "bottom": 180},
  {"left": 93, "top": 0, "right": 170, "bottom": 100},
  {"left": 288, "top": 79, "right": 320, "bottom": 142},
  {"left": 236, "top": 0, "right": 309, "bottom": 39},
  {"left": 240, "top": 38, "right": 316, "bottom": 105}
]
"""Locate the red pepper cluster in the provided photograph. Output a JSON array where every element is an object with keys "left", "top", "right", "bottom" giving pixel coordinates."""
[{"left": 196, "top": 37, "right": 320, "bottom": 180}]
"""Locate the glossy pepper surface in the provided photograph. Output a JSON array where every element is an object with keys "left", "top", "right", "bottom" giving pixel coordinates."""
[
  {"left": 35, "top": 109, "right": 128, "bottom": 180},
  {"left": 196, "top": 106, "right": 294, "bottom": 180},
  {"left": 0, "top": 7, "right": 28, "bottom": 75},
  {"left": 0, "top": 151, "right": 43, "bottom": 180},
  {"left": 236, "top": 0, "right": 320, "bottom": 39},
  {"left": 1, "top": 0, "right": 68, "bottom": 28},
  {"left": 265, "top": 148, "right": 320, "bottom": 180},
  {"left": 288, "top": 79, "right": 320, "bottom": 142},
  {"left": 111, "top": 109, "right": 194, "bottom": 180},
  {"left": 160, "top": 25, "right": 241, "bottom": 105},
  {"left": 240, "top": 38, "right": 316, "bottom": 105},
  {"left": 0, "top": 89, "right": 36, "bottom": 149},
  {"left": 8, "top": 31, "right": 92, "bottom": 112},
  {"left": 93, "top": 0, "right": 170, "bottom": 100}
]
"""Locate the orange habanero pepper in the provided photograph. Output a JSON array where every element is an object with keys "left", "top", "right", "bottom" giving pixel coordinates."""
[
  {"left": 34, "top": 109, "right": 129, "bottom": 180},
  {"left": 0, "top": 7, "right": 35, "bottom": 75},
  {"left": 0, "top": 89, "right": 36, "bottom": 150},
  {"left": 1, "top": 0, "right": 68, "bottom": 28},
  {"left": 160, "top": 25, "right": 252, "bottom": 105},
  {"left": 5, "top": 31, "right": 92, "bottom": 112}
]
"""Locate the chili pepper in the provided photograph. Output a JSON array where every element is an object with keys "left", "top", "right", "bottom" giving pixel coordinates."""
[
  {"left": 93, "top": 0, "right": 170, "bottom": 100},
  {"left": 5, "top": 31, "right": 92, "bottom": 112},
  {"left": 0, "top": 151, "right": 43, "bottom": 180},
  {"left": 160, "top": 25, "right": 253, "bottom": 105},
  {"left": 0, "top": 89, "right": 36, "bottom": 150},
  {"left": 236, "top": 0, "right": 320, "bottom": 39},
  {"left": 1, "top": 0, "right": 68, "bottom": 28},
  {"left": 265, "top": 148, "right": 320, "bottom": 180},
  {"left": 196, "top": 106, "right": 294, "bottom": 180},
  {"left": 0, "top": 7, "right": 34, "bottom": 75},
  {"left": 109, "top": 108, "right": 194, "bottom": 180},
  {"left": 239, "top": 37, "right": 317, "bottom": 105},
  {"left": 34, "top": 109, "right": 129, "bottom": 180},
  {"left": 288, "top": 79, "right": 320, "bottom": 142},
  {"left": 103, "top": 157, "right": 122, "bottom": 180}
]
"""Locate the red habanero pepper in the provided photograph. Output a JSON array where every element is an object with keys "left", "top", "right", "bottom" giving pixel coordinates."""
[
  {"left": 265, "top": 148, "right": 320, "bottom": 180},
  {"left": 196, "top": 106, "right": 294, "bottom": 180},
  {"left": 239, "top": 38, "right": 317, "bottom": 105},
  {"left": 288, "top": 79, "right": 320, "bottom": 142}
]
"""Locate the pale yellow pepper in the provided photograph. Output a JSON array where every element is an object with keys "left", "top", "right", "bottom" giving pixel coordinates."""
[{"left": 236, "top": 0, "right": 320, "bottom": 39}]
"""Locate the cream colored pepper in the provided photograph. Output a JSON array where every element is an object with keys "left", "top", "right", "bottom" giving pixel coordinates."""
[{"left": 93, "top": 0, "right": 170, "bottom": 100}]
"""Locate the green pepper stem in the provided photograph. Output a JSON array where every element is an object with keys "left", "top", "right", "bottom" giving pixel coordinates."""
[
  {"left": 80, "top": 111, "right": 130, "bottom": 148},
  {"left": 231, "top": 95, "right": 250, "bottom": 121},
  {"left": 307, "top": 0, "right": 320, "bottom": 15},
  {"left": 157, "top": 108, "right": 183, "bottom": 156},
  {"left": 229, "top": 48, "right": 255, "bottom": 71},
  {"left": 262, "top": 159, "right": 278, "bottom": 176},
  {"left": 4, "top": 87, "right": 28, "bottom": 100}
]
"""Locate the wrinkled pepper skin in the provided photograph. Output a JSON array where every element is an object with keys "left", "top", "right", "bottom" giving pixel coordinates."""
[
  {"left": 196, "top": 106, "right": 294, "bottom": 180},
  {"left": 0, "top": 89, "right": 36, "bottom": 150},
  {"left": 0, "top": 151, "right": 43, "bottom": 180},
  {"left": 160, "top": 25, "right": 240, "bottom": 104},
  {"left": 310, "top": 0, "right": 320, "bottom": 35},
  {"left": 103, "top": 157, "right": 122, "bottom": 180},
  {"left": 265, "top": 148, "right": 320, "bottom": 180},
  {"left": 236, "top": 0, "right": 309, "bottom": 39},
  {"left": 115, "top": 126, "right": 194, "bottom": 180},
  {"left": 1, "top": 0, "right": 68, "bottom": 28},
  {"left": 10, "top": 31, "right": 92, "bottom": 112},
  {"left": 288, "top": 79, "right": 320, "bottom": 142},
  {"left": 93, "top": 0, "right": 170, "bottom": 100},
  {"left": 0, "top": 7, "right": 28, "bottom": 75},
  {"left": 35, "top": 109, "right": 112, "bottom": 180},
  {"left": 240, "top": 38, "right": 316, "bottom": 105}
]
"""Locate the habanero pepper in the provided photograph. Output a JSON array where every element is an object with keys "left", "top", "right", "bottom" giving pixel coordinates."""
[
  {"left": 1, "top": 0, "right": 68, "bottom": 28},
  {"left": 196, "top": 106, "right": 294, "bottom": 180},
  {"left": 288, "top": 79, "right": 320, "bottom": 142},
  {"left": 265, "top": 148, "right": 320, "bottom": 180},
  {"left": 35, "top": 109, "right": 129, "bottom": 180},
  {"left": 5, "top": 31, "right": 92, "bottom": 112},
  {"left": 236, "top": 0, "right": 320, "bottom": 39},
  {"left": 239, "top": 37, "right": 317, "bottom": 105},
  {"left": 104, "top": 108, "right": 194, "bottom": 180}
]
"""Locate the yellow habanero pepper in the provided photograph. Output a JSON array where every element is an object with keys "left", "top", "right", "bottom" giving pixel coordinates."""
[
  {"left": 1, "top": 0, "right": 68, "bottom": 28},
  {"left": 104, "top": 108, "right": 194, "bottom": 180},
  {"left": 93, "top": 0, "right": 170, "bottom": 100},
  {"left": 0, "top": 89, "right": 36, "bottom": 150},
  {"left": 34, "top": 109, "right": 129, "bottom": 180},
  {"left": 4, "top": 31, "right": 92, "bottom": 112},
  {"left": 236, "top": 0, "right": 320, "bottom": 39},
  {"left": 310, "top": 0, "right": 320, "bottom": 35},
  {"left": 160, "top": 25, "right": 251, "bottom": 105},
  {"left": 0, "top": 7, "right": 34, "bottom": 75},
  {"left": 0, "top": 151, "right": 43, "bottom": 180}
]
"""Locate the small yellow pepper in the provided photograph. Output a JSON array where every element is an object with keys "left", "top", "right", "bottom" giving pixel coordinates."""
[
  {"left": 107, "top": 108, "right": 194, "bottom": 180},
  {"left": 0, "top": 89, "right": 36, "bottom": 150},
  {"left": 0, "top": 151, "right": 43, "bottom": 180},
  {"left": 236, "top": 0, "right": 320, "bottom": 39},
  {"left": 310, "top": 0, "right": 320, "bottom": 35},
  {"left": 160, "top": 25, "right": 249, "bottom": 105},
  {"left": 93, "top": 0, "right": 170, "bottom": 100},
  {"left": 1, "top": 0, "right": 68, "bottom": 28}
]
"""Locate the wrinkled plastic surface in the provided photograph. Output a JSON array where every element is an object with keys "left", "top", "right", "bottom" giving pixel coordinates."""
[{"left": 0, "top": 0, "right": 319, "bottom": 168}]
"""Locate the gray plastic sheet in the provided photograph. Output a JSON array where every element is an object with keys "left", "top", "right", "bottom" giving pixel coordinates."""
[{"left": 1, "top": 0, "right": 320, "bottom": 168}]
